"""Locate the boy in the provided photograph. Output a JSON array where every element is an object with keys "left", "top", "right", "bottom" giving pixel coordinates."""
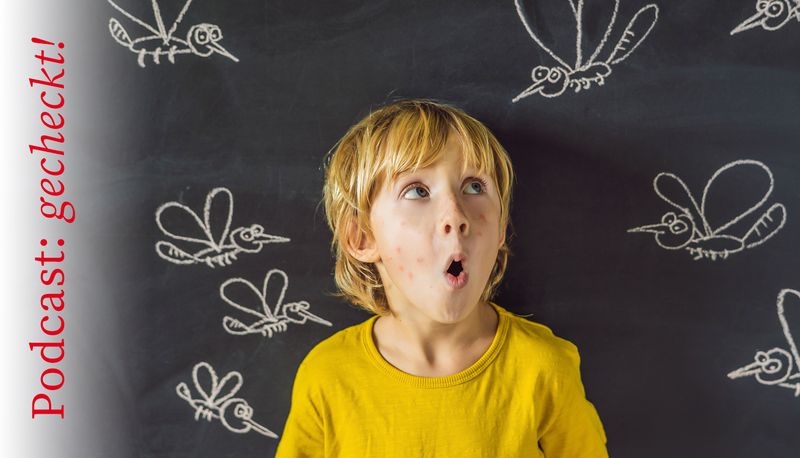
[{"left": 276, "top": 99, "right": 607, "bottom": 457}]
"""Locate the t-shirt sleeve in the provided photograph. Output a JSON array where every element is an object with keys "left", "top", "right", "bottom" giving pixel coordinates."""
[
  {"left": 275, "top": 357, "right": 325, "bottom": 458},
  {"left": 538, "top": 341, "right": 608, "bottom": 458}
]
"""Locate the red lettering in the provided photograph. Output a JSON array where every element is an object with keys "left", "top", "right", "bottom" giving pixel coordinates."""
[
  {"left": 40, "top": 178, "right": 64, "bottom": 197},
  {"left": 40, "top": 91, "right": 64, "bottom": 109},
  {"left": 40, "top": 158, "right": 65, "bottom": 176},
  {"left": 39, "top": 198, "right": 75, "bottom": 223},
  {"left": 28, "top": 67, "right": 65, "bottom": 89},
  {"left": 29, "top": 339, "right": 65, "bottom": 364},
  {"left": 29, "top": 132, "right": 64, "bottom": 156},
  {"left": 40, "top": 111, "right": 64, "bottom": 130},
  {"left": 40, "top": 291, "right": 65, "bottom": 312},
  {"left": 41, "top": 368, "right": 64, "bottom": 391},
  {"left": 32, "top": 393, "right": 64, "bottom": 419},
  {"left": 40, "top": 315, "right": 64, "bottom": 336},
  {"left": 40, "top": 269, "right": 65, "bottom": 286}
]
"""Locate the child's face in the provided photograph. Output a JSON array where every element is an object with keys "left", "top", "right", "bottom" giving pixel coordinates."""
[{"left": 355, "top": 134, "right": 506, "bottom": 323}]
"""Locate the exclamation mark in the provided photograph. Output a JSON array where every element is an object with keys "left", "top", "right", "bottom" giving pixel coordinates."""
[{"left": 31, "top": 37, "right": 65, "bottom": 49}]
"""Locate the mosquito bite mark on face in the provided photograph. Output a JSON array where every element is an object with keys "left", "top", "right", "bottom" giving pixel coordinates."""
[
  {"left": 416, "top": 257, "right": 423, "bottom": 263},
  {"left": 396, "top": 246, "right": 402, "bottom": 254}
]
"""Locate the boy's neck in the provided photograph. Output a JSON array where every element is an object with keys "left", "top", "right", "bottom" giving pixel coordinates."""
[{"left": 372, "top": 301, "right": 499, "bottom": 377}]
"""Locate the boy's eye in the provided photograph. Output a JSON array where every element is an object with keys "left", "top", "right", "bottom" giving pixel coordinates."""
[
  {"left": 401, "top": 178, "right": 487, "bottom": 200},
  {"left": 402, "top": 185, "right": 429, "bottom": 199},
  {"left": 464, "top": 178, "right": 487, "bottom": 195}
]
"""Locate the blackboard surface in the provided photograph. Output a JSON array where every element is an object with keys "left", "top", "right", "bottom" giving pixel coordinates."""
[{"left": 87, "top": 0, "right": 800, "bottom": 456}]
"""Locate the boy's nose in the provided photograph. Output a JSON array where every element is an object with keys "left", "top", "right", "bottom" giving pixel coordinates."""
[{"left": 440, "top": 197, "right": 469, "bottom": 236}]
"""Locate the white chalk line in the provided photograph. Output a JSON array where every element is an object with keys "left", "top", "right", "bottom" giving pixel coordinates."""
[
  {"left": 176, "top": 361, "right": 279, "bottom": 437},
  {"left": 512, "top": 0, "right": 658, "bottom": 101},
  {"left": 106, "top": 0, "right": 238, "bottom": 67},
  {"left": 628, "top": 159, "right": 786, "bottom": 261},
  {"left": 155, "top": 187, "right": 290, "bottom": 268},
  {"left": 220, "top": 269, "right": 332, "bottom": 338},
  {"left": 728, "top": 290, "right": 800, "bottom": 397}
]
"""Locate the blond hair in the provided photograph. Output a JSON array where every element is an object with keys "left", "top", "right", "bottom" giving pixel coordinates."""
[{"left": 321, "top": 99, "right": 515, "bottom": 315}]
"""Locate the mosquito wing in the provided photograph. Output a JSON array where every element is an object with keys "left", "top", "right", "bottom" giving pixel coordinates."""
[
  {"left": 164, "top": 0, "right": 196, "bottom": 42},
  {"left": 606, "top": 4, "right": 658, "bottom": 65},
  {"left": 576, "top": 0, "right": 620, "bottom": 67},
  {"left": 262, "top": 269, "right": 291, "bottom": 318},
  {"left": 220, "top": 277, "right": 275, "bottom": 322},
  {"left": 700, "top": 160, "right": 776, "bottom": 236},
  {"left": 192, "top": 362, "right": 243, "bottom": 406},
  {"left": 202, "top": 187, "right": 235, "bottom": 249},
  {"left": 777, "top": 289, "right": 800, "bottom": 374},
  {"left": 652, "top": 172, "right": 708, "bottom": 238},
  {"left": 107, "top": 0, "right": 161, "bottom": 37}
]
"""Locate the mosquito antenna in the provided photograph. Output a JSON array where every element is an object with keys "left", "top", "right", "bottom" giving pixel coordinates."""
[
  {"left": 167, "top": 0, "right": 196, "bottom": 41},
  {"left": 514, "top": 0, "right": 572, "bottom": 71},
  {"left": 108, "top": 0, "right": 161, "bottom": 36}
]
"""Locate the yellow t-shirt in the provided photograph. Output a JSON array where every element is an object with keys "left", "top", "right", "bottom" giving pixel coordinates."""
[{"left": 275, "top": 302, "right": 607, "bottom": 457}]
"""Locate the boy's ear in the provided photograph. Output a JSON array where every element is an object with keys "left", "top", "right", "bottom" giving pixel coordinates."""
[
  {"left": 497, "top": 222, "right": 508, "bottom": 251},
  {"left": 346, "top": 221, "right": 380, "bottom": 263}
]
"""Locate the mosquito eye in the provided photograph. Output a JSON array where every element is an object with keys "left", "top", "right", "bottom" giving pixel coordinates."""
[
  {"left": 195, "top": 29, "right": 209, "bottom": 44},
  {"left": 211, "top": 27, "right": 222, "bottom": 40},
  {"left": 234, "top": 403, "right": 252, "bottom": 418},
  {"left": 661, "top": 212, "right": 676, "bottom": 224},
  {"left": 670, "top": 220, "right": 688, "bottom": 234},
  {"left": 767, "top": 2, "right": 783, "bottom": 16},
  {"left": 758, "top": 1, "right": 769, "bottom": 10},
  {"left": 547, "top": 68, "right": 562, "bottom": 83},
  {"left": 532, "top": 66, "right": 549, "bottom": 81}
]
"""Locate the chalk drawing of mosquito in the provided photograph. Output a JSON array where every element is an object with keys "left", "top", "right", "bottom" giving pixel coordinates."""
[
  {"left": 176, "top": 361, "right": 278, "bottom": 438},
  {"left": 628, "top": 160, "right": 786, "bottom": 261},
  {"left": 728, "top": 289, "right": 800, "bottom": 397},
  {"left": 155, "top": 187, "right": 290, "bottom": 268},
  {"left": 220, "top": 269, "right": 332, "bottom": 338},
  {"left": 512, "top": 0, "right": 659, "bottom": 101},
  {"left": 107, "top": 0, "right": 239, "bottom": 67},
  {"left": 731, "top": 0, "right": 800, "bottom": 35}
]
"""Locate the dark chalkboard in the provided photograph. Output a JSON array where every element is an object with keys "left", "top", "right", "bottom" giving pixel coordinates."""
[{"left": 85, "top": 0, "right": 800, "bottom": 456}]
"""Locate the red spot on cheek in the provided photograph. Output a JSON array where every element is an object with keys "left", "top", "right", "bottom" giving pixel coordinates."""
[
  {"left": 416, "top": 257, "right": 423, "bottom": 263},
  {"left": 479, "top": 214, "right": 487, "bottom": 221},
  {"left": 399, "top": 265, "right": 405, "bottom": 272},
  {"left": 408, "top": 271, "right": 413, "bottom": 280},
  {"left": 396, "top": 246, "right": 402, "bottom": 254}
]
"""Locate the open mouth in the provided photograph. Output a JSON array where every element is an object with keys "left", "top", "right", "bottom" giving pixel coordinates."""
[
  {"left": 444, "top": 255, "right": 468, "bottom": 289},
  {"left": 447, "top": 260, "right": 463, "bottom": 276}
]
